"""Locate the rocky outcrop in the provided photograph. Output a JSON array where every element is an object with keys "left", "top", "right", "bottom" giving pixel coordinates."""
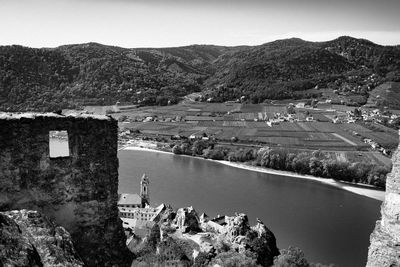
[
  {"left": 0, "top": 210, "right": 83, "bottom": 267},
  {"left": 0, "top": 113, "right": 132, "bottom": 266},
  {"left": 129, "top": 206, "right": 279, "bottom": 267},
  {"left": 222, "top": 213, "right": 251, "bottom": 243},
  {"left": 251, "top": 218, "right": 269, "bottom": 238},
  {"left": 173, "top": 206, "right": 200, "bottom": 233},
  {"left": 221, "top": 214, "right": 279, "bottom": 266},
  {"left": 367, "top": 133, "right": 400, "bottom": 267}
]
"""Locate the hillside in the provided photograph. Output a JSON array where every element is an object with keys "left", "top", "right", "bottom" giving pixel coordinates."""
[
  {"left": 367, "top": 82, "right": 400, "bottom": 109},
  {"left": 0, "top": 36, "right": 399, "bottom": 111},
  {"left": 0, "top": 43, "right": 235, "bottom": 111},
  {"left": 205, "top": 36, "right": 400, "bottom": 104}
]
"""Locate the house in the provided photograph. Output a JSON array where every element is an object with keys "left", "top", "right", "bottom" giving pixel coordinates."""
[
  {"left": 306, "top": 116, "right": 314, "bottom": 122},
  {"left": 119, "top": 203, "right": 166, "bottom": 223},
  {"left": 143, "top": 116, "right": 153, "bottom": 122},
  {"left": 118, "top": 174, "right": 167, "bottom": 234}
]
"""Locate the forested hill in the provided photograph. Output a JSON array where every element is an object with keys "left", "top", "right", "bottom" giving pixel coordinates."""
[
  {"left": 0, "top": 43, "right": 238, "bottom": 111},
  {"left": 205, "top": 36, "right": 400, "bottom": 103},
  {"left": 0, "top": 36, "right": 399, "bottom": 111}
]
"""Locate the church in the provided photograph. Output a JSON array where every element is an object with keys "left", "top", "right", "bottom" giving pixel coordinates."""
[
  {"left": 118, "top": 173, "right": 150, "bottom": 209},
  {"left": 117, "top": 174, "right": 166, "bottom": 226}
]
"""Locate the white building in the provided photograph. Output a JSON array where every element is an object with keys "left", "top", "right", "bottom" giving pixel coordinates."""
[{"left": 118, "top": 174, "right": 166, "bottom": 228}]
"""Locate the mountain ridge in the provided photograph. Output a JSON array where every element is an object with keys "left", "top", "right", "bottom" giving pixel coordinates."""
[{"left": 0, "top": 36, "right": 399, "bottom": 111}]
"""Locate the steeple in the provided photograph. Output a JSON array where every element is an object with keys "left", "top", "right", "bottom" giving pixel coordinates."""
[{"left": 140, "top": 173, "right": 150, "bottom": 207}]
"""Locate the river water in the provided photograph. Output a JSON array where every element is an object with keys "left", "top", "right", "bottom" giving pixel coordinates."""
[{"left": 118, "top": 149, "right": 381, "bottom": 267}]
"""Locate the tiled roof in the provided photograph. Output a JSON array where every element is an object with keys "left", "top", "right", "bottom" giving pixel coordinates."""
[{"left": 118, "top": 193, "right": 142, "bottom": 205}]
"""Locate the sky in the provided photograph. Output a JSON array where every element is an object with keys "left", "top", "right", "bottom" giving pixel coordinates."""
[{"left": 0, "top": 0, "right": 399, "bottom": 48}]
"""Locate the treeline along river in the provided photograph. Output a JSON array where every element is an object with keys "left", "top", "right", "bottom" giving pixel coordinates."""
[{"left": 119, "top": 149, "right": 381, "bottom": 267}]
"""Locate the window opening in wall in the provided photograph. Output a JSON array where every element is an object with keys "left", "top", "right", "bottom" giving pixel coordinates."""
[{"left": 49, "top": 130, "right": 70, "bottom": 158}]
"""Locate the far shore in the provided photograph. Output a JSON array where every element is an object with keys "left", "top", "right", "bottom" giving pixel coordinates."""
[{"left": 121, "top": 146, "right": 386, "bottom": 202}]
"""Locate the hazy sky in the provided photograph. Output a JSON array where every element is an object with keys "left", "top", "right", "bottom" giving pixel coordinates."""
[{"left": 0, "top": 0, "right": 399, "bottom": 48}]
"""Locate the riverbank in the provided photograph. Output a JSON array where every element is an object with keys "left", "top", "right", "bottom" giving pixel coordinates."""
[{"left": 121, "top": 145, "right": 385, "bottom": 201}]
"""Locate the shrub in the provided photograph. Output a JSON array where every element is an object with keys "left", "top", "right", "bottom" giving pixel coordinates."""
[{"left": 210, "top": 251, "right": 259, "bottom": 267}]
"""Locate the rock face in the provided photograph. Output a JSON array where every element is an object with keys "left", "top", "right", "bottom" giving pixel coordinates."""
[
  {"left": 367, "top": 133, "right": 400, "bottom": 267},
  {"left": 0, "top": 210, "right": 83, "bottom": 267},
  {"left": 222, "top": 213, "right": 251, "bottom": 243},
  {"left": 221, "top": 214, "right": 279, "bottom": 266},
  {"left": 0, "top": 113, "right": 132, "bottom": 266},
  {"left": 173, "top": 206, "right": 200, "bottom": 233}
]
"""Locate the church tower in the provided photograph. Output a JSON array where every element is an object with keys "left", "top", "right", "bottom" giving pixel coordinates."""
[{"left": 140, "top": 173, "right": 150, "bottom": 207}]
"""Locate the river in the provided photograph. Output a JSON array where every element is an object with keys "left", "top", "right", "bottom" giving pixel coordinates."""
[{"left": 118, "top": 149, "right": 381, "bottom": 267}]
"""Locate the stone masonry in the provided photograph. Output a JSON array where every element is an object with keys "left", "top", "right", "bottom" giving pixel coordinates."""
[
  {"left": 0, "top": 113, "right": 132, "bottom": 266},
  {"left": 366, "top": 131, "right": 400, "bottom": 267}
]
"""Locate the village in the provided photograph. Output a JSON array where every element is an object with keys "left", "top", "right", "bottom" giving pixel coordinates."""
[
  {"left": 102, "top": 99, "right": 398, "bottom": 168},
  {"left": 117, "top": 174, "right": 277, "bottom": 266}
]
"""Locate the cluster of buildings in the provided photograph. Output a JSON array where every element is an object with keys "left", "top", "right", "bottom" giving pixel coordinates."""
[
  {"left": 117, "top": 174, "right": 166, "bottom": 237},
  {"left": 120, "top": 115, "right": 184, "bottom": 123},
  {"left": 329, "top": 108, "right": 395, "bottom": 125},
  {"left": 330, "top": 73, "right": 380, "bottom": 95},
  {"left": 362, "top": 138, "right": 390, "bottom": 155}
]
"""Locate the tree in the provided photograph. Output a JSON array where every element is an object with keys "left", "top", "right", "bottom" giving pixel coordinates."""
[
  {"left": 246, "top": 230, "right": 279, "bottom": 267},
  {"left": 287, "top": 104, "right": 295, "bottom": 114},
  {"left": 191, "top": 140, "right": 208, "bottom": 156},
  {"left": 354, "top": 108, "right": 362, "bottom": 117},
  {"left": 309, "top": 157, "right": 324, "bottom": 177},
  {"left": 350, "top": 162, "right": 372, "bottom": 183},
  {"left": 273, "top": 246, "right": 309, "bottom": 267},
  {"left": 157, "top": 237, "right": 188, "bottom": 263},
  {"left": 367, "top": 166, "right": 390, "bottom": 188},
  {"left": 180, "top": 142, "right": 191, "bottom": 155},
  {"left": 215, "top": 236, "right": 231, "bottom": 253},
  {"left": 292, "top": 153, "right": 311, "bottom": 174},
  {"left": 322, "top": 160, "right": 352, "bottom": 181},
  {"left": 285, "top": 153, "right": 296, "bottom": 171},
  {"left": 172, "top": 144, "right": 182, "bottom": 155},
  {"left": 193, "top": 252, "right": 214, "bottom": 267},
  {"left": 210, "top": 251, "right": 259, "bottom": 267},
  {"left": 203, "top": 147, "right": 225, "bottom": 160}
]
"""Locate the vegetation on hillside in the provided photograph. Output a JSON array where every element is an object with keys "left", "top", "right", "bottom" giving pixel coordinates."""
[
  {"left": 1, "top": 36, "right": 400, "bottom": 111},
  {"left": 0, "top": 44, "right": 229, "bottom": 111},
  {"left": 205, "top": 37, "right": 400, "bottom": 104}
]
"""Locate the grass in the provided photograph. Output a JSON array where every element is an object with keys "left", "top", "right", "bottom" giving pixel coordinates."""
[
  {"left": 115, "top": 102, "right": 398, "bottom": 166},
  {"left": 367, "top": 82, "right": 400, "bottom": 109}
]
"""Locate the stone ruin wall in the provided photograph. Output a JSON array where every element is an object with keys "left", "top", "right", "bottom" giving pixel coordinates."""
[
  {"left": 366, "top": 132, "right": 400, "bottom": 266},
  {"left": 0, "top": 113, "right": 131, "bottom": 266}
]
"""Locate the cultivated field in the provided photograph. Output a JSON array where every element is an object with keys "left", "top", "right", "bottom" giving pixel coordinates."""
[{"left": 93, "top": 101, "right": 398, "bottom": 167}]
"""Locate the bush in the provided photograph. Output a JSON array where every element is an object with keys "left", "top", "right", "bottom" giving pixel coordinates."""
[
  {"left": 273, "top": 246, "right": 309, "bottom": 267},
  {"left": 210, "top": 251, "right": 259, "bottom": 267},
  {"left": 194, "top": 252, "right": 214, "bottom": 267},
  {"left": 172, "top": 145, "right": 182, "bottom": 155},
  {"left": 215, "top": 237, "right": 231, "bottom": 253},
  {"left": 367, "top": 166, "right": 390, "bottom": 188}
]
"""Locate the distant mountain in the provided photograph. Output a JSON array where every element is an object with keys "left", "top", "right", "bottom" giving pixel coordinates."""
[
  {"left": 0, "top": 43, "right": 238, "bottom": 111},
  {"left": 205, "top": 36, "right": 400, "bottom": 103},
  {"left": 0, "top": 36, "right": 399, "bottom": 111}
]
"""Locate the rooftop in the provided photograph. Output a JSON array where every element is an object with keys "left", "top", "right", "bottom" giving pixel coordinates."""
[{"left": 118, "top": 193, "right": 142, "bottom": 205}]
